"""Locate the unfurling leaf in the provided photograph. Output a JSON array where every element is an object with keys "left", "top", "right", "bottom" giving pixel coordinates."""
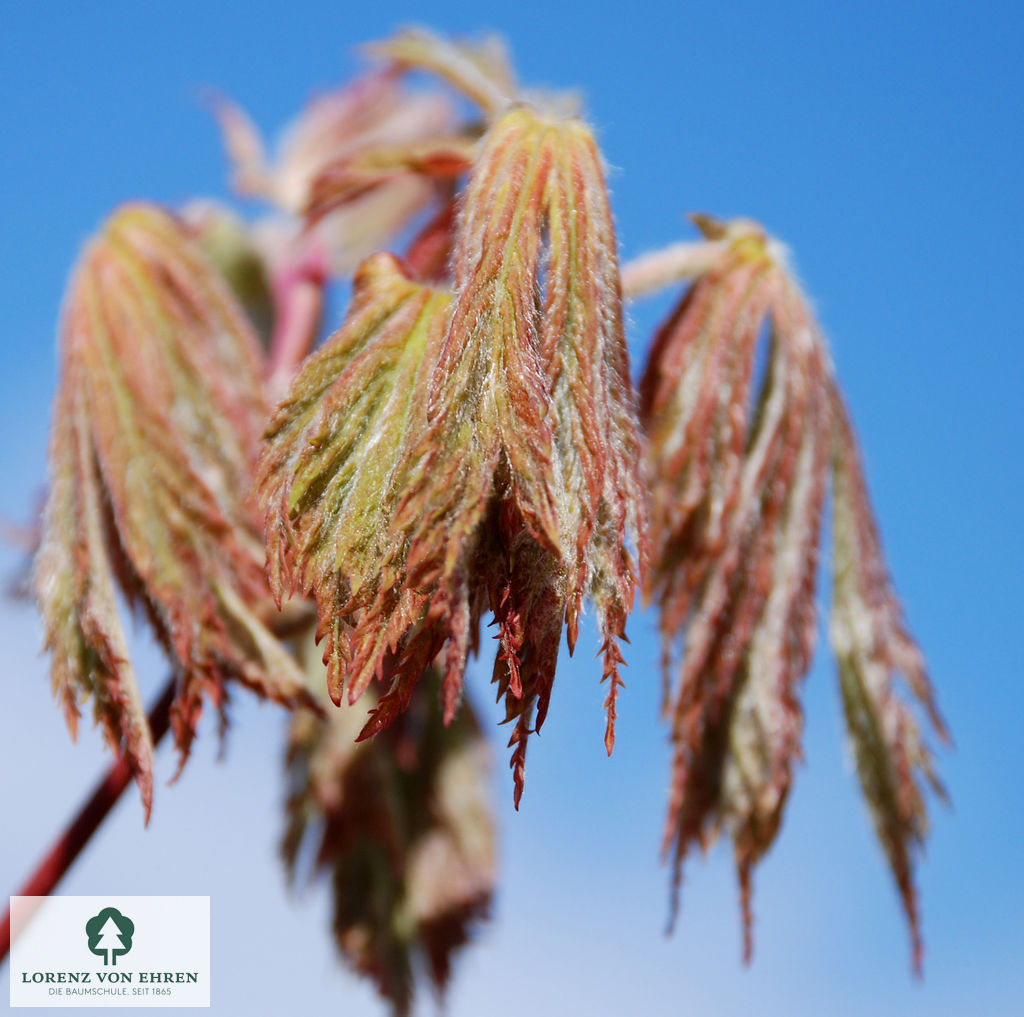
[
  {"left": 640, "top": 215, "right": 943, "bottom": 963},
  {"left": 283, "top": 667, "right": 494, "bottom": 1017},
  {"left": 268, "top": 103, "right": 646, "bottom": 805},
  {"left": 26, "top": 23, "right": 953, "bottom": 994},
  {"left": 258, "top": 252, "right": 453, "bottom": 708},
  {"left": 305, "top": 135, "right": 477, "bottom": 225},
  {"left": 213, "top": 69, "right": 456, "bottom": 272},
  {"left": 367, "top": 27, "right": 516, "bottom": 117},
  {"left": 36, "top": 363, "right": 154, "bottom": 806},
  {"left": 35, "top": 203, "right": 310, "bottom": 814},
  {"left": 830, "top": 387, "right": 949, "bottom": 973},
  {"left": 424, "top": 105, "right": 647, "bottom": 775}
]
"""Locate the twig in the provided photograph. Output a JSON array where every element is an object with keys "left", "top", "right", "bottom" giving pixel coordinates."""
[
  {"left": 265, "top": 240, "right": 328, "bottom": 402},
  {"left": 0, "top": 678, "right": 175, "bottom": 964},
  {"left": 620, "top": 240, "right": 725, "bottom": 300}
]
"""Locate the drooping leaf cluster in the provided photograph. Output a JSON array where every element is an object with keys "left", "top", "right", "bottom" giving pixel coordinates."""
[
  {"left": 260, "top": 63, "right": 645, "bottom": 808},
  {"left": 283, "top": 665, "right": 494, "bottom": 1016},
  {"left": 35, "top": 205, "right": 311, "bottom": 816},
  {"left": 32, "top": 28, "right": 949, "bottom": 1012},
  {"left": 637, "top": 215, "right": 947, "bottom": 964}
]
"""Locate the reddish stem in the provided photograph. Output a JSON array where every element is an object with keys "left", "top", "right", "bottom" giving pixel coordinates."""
[
  {"left": 0, "top": 678, "right": 175, "bottom": 964},
  {"left": 265, "top": 239, "right": 328, "bottom": 401}
]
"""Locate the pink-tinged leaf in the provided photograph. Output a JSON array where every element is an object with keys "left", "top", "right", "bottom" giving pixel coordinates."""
[
  {"left": 258, "top": 252, "right": 453, "bottom": 706},
  {"left": 829, "top": 386, "right": 949, "bottom": 974},
  {"left": 305, "top": 135, "right": 477, "bottom": 224},
  {"left": 268, "top": 101, "right": 644, "bottom": 804},
  {"left": 538, "top": 115, "right": 647, "bottom": 746},
  {"left": 367, "top": 28, "right": 515, "bottom": 116},
  {"left": 36, "top": 203, "right": 311, "bottom": 801},
  {"left": 212, "top": 70, "right": 456, "bottom": 272},
  {"left": 356, "top": 106, "right": 644, "bottom": 793},
  {"left": 207, "top": 96, "right": 274, "bottom": 199},
  {"left": 403, "top": 203, "right": 459, "bottom": 285},
  {"left": 35, "top": 363, "right": 155, "bottom": 816},
  {"left": 640, "top": 214, "right": 946, "bottom": 968},
  {"left": 642, "top": 219, "right": 832, "bottom": 956}
]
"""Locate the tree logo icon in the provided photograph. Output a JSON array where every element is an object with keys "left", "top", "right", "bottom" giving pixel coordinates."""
[{"left": 85, "top": 907, "right": 135, "bottom": 966}]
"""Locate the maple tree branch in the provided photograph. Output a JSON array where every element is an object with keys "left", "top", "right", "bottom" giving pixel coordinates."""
[{"left": 0, "top": 677, "right": 175, "bottom": 965}]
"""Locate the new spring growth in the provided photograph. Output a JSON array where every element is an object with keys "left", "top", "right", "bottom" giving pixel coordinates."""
[
  {"left": 637, "top": 215, "right": 948, "bottom": 969},
  {"left": 32, "top": 31, "right": 949, "bottom": 1005},
  {"left": 36, "top": 205, "right": 311, "bottom": 816},
  {"left": 260, "top": 38, "right": 645, "bottom": 809}
]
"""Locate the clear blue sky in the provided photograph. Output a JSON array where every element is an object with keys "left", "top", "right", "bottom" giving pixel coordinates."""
[{"left": 2, "top": 2, "right": 1022, "bottom": 1014}]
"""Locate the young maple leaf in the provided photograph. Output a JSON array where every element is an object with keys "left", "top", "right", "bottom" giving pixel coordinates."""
[
  {"left": 211, "top": 61, "right": 480, "bottom": 404},
  {"left": 262, "top": 88, "right": 646, "bottom": 806},
  {"left": 636, "top": 214, "right": 946, "bottom": 967},
  {"left": 383, "top": 104, "right": 647, "bottom": 790},
  {"left": 212, "top": 68, "right": 461, "bottom": 274},
  {"left": 367, "top": 27, "right": 518, "bottom": 118},
  {"left": 829, "top": 387, "right": 949, "bottom": 972},
  {"left": 258, "top": 252, "right": 453, "bottom": 709},
  {"left": 35, "top": 203, "right": 311, "bottom": 816},
  {"left": 283, "top": 667, "right": 494, "bottom": 1017}
]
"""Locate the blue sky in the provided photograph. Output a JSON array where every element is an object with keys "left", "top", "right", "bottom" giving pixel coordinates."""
[{"left": 2, "top": 2, "right": 1022, "bottom": 1014}]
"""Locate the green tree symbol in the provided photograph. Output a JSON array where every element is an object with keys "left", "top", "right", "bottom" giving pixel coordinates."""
[{"left": 85, "top": 907, "right": 134, "bottom": 966}]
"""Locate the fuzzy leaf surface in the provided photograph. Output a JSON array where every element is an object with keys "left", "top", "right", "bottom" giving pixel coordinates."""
[{"left": 36, "top": 203, "right": 309, "bottom": 808}]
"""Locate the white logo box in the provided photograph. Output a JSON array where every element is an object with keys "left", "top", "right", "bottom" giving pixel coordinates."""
[{"left": 10, "top": 896, "right": 210, "bottom": 1008}]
